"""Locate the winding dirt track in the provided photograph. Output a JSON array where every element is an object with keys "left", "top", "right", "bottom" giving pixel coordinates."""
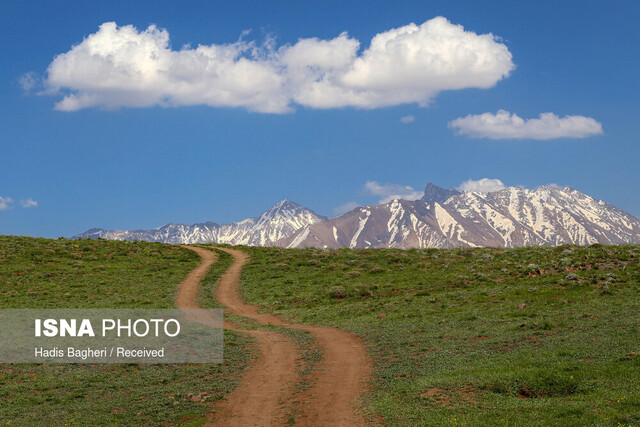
[{"left": 177, "top": 246, "right": 371, "bottom": 426}]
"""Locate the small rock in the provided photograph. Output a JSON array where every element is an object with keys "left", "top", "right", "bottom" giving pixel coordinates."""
[{"left": 518, "top": 303, "right": 527, "bottom": 310}]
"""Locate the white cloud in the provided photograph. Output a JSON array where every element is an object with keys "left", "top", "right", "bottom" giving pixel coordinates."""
[
  {"left": 364, "top": 181, "right": 423, "bottom": 203},
  {"left": 449, "top": 110, "right": 603, "bottom": 140},
  {"left": 0, "top": 196, "right": 14, "bottom": 211},
  {"left": 19, "top": 72, "right": 38, "bottom": 93},
  {"left": 400, "top": 115, "right": 415, "bottom": 124},
  {"left": 46, "top": 23, "right": 289, "bottom": 113},
  {"left": 457, "top": 178, "right": 506, "bottom": 193},
  {"left": 333, "top": 201, "right": 360, "bottom": 216},
  {"left": 20, "top": 198, "right": 38, "bottom": 208},
  {"left": 43, "top": 18, "right": 513, "bottom": 113}
]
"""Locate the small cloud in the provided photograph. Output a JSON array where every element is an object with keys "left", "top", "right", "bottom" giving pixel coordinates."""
[
  {"left": 333, "top": 201, "right": 360, "bottom": 216},
  {"left": 449, "top": 110, "right": 603, "bottom": 140},
  {"left": 457, "top": 178, "right": 506, "bottom": 193},
  {"left": 400, "top": 115, "right": 415, "bottom": 124},
  {"left": 0, "top": 196, "right": 14, "bottom": 211},
  {"left": 364, "top": 181, "right": 423, "bottom": 203},
  {"left": 20, "top": 198, "right": 38, "bottom": 208},
  {"left": 18, "top": 72, "right": 39, "bottom": 93}
]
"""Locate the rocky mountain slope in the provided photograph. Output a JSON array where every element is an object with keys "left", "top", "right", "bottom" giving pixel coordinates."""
[
  {"left": 278, "top": 184, "right": 640, "bottom": 249},
  {"left": 74, "top": 200, "right": 325, "bottom": 245}
]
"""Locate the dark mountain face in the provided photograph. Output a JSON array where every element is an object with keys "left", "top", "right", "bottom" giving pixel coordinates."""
[{"left": 421, "top": 183, "right": 461, "bottom": 203}]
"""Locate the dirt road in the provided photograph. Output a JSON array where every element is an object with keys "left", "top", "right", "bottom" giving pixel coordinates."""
[{"left": 178, "top": 245, "right": 371, "bottom": 426}]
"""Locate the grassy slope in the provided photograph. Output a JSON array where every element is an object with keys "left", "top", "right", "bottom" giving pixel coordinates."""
[
  {"left": 0, "top": 236, "right": 252, "bottom": 426},
  {"left": 239, "top": 245, "right": 640, "bottom": 426}
]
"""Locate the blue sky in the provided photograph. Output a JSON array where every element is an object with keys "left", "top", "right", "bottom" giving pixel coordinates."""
[{"left": 1, "top": 0, "right": 638, "bottom": 237}]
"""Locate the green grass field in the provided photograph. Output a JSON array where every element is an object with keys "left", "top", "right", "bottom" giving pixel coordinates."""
[
  {"left": 238, "top": 245, "right": 640, "bottom": 426},
  {"left": 0, "top": 236, "right": 253, "bottom": 426},
  {"left": 3, "top": 236, "right": 640, "bottom": 425}
]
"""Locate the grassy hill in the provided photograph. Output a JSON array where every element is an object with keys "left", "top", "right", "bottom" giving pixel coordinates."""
[
  {"left": 0, "top": 236, "right": 253, "bottom": 426},
  {"left": 238, "top": 244, "right": 640, "bottom": 425}
]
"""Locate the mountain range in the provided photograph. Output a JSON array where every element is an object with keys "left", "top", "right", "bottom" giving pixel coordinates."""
[
  {"left": 74, "top": 184, "right": 640, "bottom": 249},
  {"left": 75, "top": 200, "right": 325, "bottom": 246}
]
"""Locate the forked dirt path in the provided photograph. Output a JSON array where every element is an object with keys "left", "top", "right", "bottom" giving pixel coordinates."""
[
  {"left": 213, "top": 247, "right": 371, "bottom": 426},
  {"left": 178, "top": 245, "right": 371, "bottom": 426},
  {"left": 177, "top": 246, "right": 300, "bottom": 426},
  {"left": 176, "top": 246, "right": 217, "bottom": 309}
]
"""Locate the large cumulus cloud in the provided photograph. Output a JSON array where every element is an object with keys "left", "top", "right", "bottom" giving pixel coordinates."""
[{"left": 42, "top": 17, "right": 514, "bottom": 113}]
